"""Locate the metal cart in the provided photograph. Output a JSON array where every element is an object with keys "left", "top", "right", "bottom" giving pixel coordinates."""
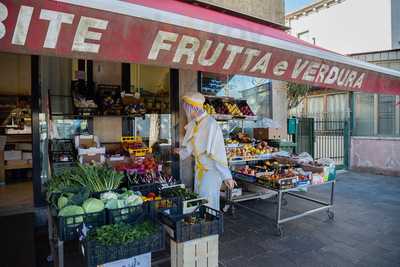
[{"left": 225, "top": 179, "right": 336, "bottom": 236}]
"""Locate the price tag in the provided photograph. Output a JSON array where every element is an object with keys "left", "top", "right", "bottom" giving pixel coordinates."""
[{"left": 101, "top": 253, "right": 151, "bottom": 267}]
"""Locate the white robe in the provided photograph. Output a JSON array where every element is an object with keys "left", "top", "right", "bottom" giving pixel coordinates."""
[{"left": 180, "top": 113, "right": 232, "bottom": 210}]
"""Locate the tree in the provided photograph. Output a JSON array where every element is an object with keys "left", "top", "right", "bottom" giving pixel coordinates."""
[{"left": 287, "top": 82, "right": 310, "bottom": 110}]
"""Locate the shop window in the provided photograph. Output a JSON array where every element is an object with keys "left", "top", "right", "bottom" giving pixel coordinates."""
[
  {"left": 327, "top": 94, "right": 349, "bottom": 120},
  {"left": 378, "top": 95, "right": 396, "bottom": 136},
  {"left": 354, "top": 92, "right": 374, "bottom": 136},
  {"left": 307, "top": 96, "right": 324, "bottom": 118},
  {"left": 200, "top": 72, "right": 272, "bottom": 118}
]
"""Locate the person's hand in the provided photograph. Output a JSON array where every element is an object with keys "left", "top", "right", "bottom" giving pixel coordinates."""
[
  {"left": 173, "top": 148, "right": 181, "bottom": 156},
  {"left": 224, "top": 179, "right": 237, "bottom": 190}
]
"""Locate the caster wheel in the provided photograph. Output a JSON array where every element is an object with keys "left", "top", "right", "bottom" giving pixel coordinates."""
[{"left": 328, "top": 211, "right": 334, "bottom": 220}]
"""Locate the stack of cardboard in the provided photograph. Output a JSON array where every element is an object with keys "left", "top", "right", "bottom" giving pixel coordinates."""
[{"left": 74, "top": 135, "right": 106, "bottom": 164}]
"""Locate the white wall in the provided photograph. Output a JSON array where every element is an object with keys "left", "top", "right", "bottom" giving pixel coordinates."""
[
  {"left": 392, "top": 0, "right": 400, "bottom": 49},
  {"left": 288, "top": 0, "right": 393, "bottom": 54}
]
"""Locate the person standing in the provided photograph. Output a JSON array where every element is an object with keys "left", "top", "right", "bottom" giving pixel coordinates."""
[{"left": 174, "top": 92, "right": 235, "bottom": 210}]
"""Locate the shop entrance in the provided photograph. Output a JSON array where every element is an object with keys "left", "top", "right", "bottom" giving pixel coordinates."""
[{"left": 0, "top": 52, "right": 34, "bottom": 215}]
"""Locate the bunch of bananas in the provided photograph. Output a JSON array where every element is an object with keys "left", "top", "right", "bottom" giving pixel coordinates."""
[
  {"left": 204, "top": 103, "right": 216, "bottom": 114},
  {"left": 224, "top": 102, "right": 243, "bottom": 116}
]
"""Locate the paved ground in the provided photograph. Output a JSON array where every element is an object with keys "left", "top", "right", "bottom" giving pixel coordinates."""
[
  {"left": 31, "top": 171, "right": 400, "bottom": 267},
  {"left": 218, "top": 171, "right": 400, "bottom": 267}
]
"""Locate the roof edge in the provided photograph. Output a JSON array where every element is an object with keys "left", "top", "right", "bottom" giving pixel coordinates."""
[
  {"left": 285, "top": 0, "right": 342, "bottom": 19},
  {"left": 183, "top": 0, "right": 290, "bottom": 31}
]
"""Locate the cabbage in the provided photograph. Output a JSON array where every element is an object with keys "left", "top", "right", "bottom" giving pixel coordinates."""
[
  {"left": 104, "top": 199, "right": 119, "bottom": 209},
  {"left": 126, "top": 194, "right": 143, "bottom": 207},
  {"left": 100, "top": 191, "right": 119, "bottom": 202},
  {"left": 58, "top": 205, "right": 84, "bottom": 224},
  {"left": 57, "top": 196, "right": 69, "bottom": 210},
  {"left": 82, "top": 198, "right": 104, "bottom": 213}
]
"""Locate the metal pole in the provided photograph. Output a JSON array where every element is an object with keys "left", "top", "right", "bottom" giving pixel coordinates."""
[
  {"left": 276, "top": 191, "right": 282, "bottom": 226},
  {"left": 330, "top": 180, "right": 335, "bottom": 205}
]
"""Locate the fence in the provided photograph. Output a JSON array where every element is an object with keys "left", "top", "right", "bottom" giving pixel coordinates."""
[{"left": 293, "top": 117, "right": 350, "bottom": 169}]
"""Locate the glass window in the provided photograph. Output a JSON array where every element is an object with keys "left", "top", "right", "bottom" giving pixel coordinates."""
[
  {"left": 307, "top": 96, "right": 324, "bottom": 118},
  {"left": 378, "top": 95, "right": 396, "bottom": 136},
  {"left": 354, "top": 93, "right": 374, "bottom": 136},
  {"left": 327, "top": 94, "right": 349, "bottom": 120},
  {"left": 200, "top": 72, "right": 272, "bottom": 118}
]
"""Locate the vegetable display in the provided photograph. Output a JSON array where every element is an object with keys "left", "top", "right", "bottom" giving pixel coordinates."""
[
  {"left": 161, "top": 187, "right": 198, "bottom": 201},
  {"left": 87, "top": 221, "right": 157, "bottom": 246},
  {"left": 100, "top": 189, "right": 143, "bottom": 210},
  {"left": 71, "top": 164, "right": 124, "bottom": 192}
]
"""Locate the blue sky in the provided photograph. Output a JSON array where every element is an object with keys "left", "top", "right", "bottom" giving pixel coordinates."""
[{"left": 285, "top": 0, "right": 314, "bottom": 14}]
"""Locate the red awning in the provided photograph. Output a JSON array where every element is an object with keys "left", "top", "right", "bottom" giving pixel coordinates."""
[{"left": 0, "top": 0, "right": 399, "bottom": 95}]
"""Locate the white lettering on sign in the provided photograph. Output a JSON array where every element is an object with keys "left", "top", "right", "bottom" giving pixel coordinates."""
[
  {"left": 40, "top": 10, "right": 74, "bottom": 49},
  {"left": 315, "top": 64, "right": 330, "bottom": 83},
  {"left": 325, "top": 66, "right": 340, "bottom": 84},
  {"left": 241, "top": 48, "right": 260, "bottom": 71},
  {"left": 148, "top": 30, "right": 179, "bottom": 60},
  {"left": 353, "top": 73, "right": 365, "bottom": 89},
  {"left": 145, "top": 30, "right": 368, "bottom": 89},
  {"left": 337, "top": 69, "right": 350, "bottom": 86},
  {"left": 72, "top": 16, "right": 108, "bottom": 53},
  {"left": 198, "top": 40, "right": 225, "bottom": 67},
  {"left": 12, "top": 5, "right": 33, "bottom": 46},
  {"left": 345, "top": 71, "right": 358, "bottom": 87},
  {"left": 223, "top": 45, "right": 244, "bottom": 70},
  {"left": 0, "top": 2, "right": 8, "bottom": 39},
  {"left": 291, "top": 59, "right": 309, "bottom": 79},
  {"left": 173, "top": 35, "right": 200, "bottom": 64},
  {"left": 250, "top": 52, "right": 272, "bottom": 74},
  {"left": 303, "top": 62, "right": 321, "bottom": 82},
  {"left": 273, "top": 61, "right": 288, "bottom": 76}
]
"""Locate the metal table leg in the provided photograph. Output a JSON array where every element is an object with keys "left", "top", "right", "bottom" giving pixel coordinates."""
[
  {"left": 58, "top": 240, "right": 64, "bottom": 267},
  {"left": 275, "top": 191, "right": 283, "bottom": 236}
]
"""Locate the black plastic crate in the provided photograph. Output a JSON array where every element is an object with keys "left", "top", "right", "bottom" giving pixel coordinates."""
[
  {"left": 106, "top": 202, "right": 150, "bottom": 224},
  {"left": 159, "top": 206, "right": 223, "bottom": 242},
  {"left": 130, "top": 183, "right": 161, "bottom": 196},
  {"left": 56, "top": 209, "right": 107, "bottom": 241},
  {"left": 83, "top": 221, "right": 165, "bottom": 267}
]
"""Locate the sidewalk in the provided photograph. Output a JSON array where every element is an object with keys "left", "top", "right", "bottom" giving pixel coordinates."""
[{"left": 219, "top": 171, "right": 400, "bottom": 267}]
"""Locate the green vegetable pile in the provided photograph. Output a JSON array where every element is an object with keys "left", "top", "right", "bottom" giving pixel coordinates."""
[
  {"left": 71, "top": 164, "right": 124, "bottom": 192},
  {"left": 161, "top": 187, "right": 198, "bottom": 200},
  {"left": 88, "top": 221, "right": 158, "bottom": 246}
]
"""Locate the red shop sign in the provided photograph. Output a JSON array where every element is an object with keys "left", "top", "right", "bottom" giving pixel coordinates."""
[{"left": 0, "top": 0, "right": 399, "bottom": 95}]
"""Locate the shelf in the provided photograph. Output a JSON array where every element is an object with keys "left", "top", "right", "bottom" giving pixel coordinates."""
[
  {"left": 4, "top": 162, "right": 32, "bottom": 170},
  {"left": 229, "top": 154, "right": 273, "bottom": 164}
]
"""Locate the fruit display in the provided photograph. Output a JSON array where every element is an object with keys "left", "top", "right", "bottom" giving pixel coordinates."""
[
  {"left": 233, "top": 165, "right": 258, "bottom": 177},
  {"left": 204, "top": 103, "right": 216, "bottom": 115},
  {"left": 224, "top": 102, "right": 243, "bottom": 116},
  {"left": 227, "top": 142, "right": 275, "bottom": 159},
  {"left": 210, "top": 98, "right": 229, "bottom": 114},
  {"left": 230, "top": 132, "right": 252, "bottom": 143},
  {"left": 121, "top": 136, "right": 152, "bottom": 157},
  {"left": 236, "top": 100, "right": 255, "bottom": 116}
]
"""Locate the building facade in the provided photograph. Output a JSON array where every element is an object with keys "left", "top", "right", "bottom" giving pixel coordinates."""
[{"left": 286, "top": 0, "right": 400, "bottom": 175}]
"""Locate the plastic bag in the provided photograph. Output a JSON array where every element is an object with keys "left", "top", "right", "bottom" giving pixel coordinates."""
[
  {"left": 316, "top": 158, "right": 336, "bottom": 181},
  {"left": 296, "top": 152, "right": 314, "bottom": 164}
]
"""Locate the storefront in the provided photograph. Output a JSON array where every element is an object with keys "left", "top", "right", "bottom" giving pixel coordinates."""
[{"left": 0, "top": 0, "right": 400, "bottom": 266}]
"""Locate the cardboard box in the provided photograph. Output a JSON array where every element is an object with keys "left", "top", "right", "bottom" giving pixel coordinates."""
[
  {"left": 77, "top": 147, "right": 106, "bottom": 156},
  {"left": 22, "top": 152, "right": 32, "bottom": 160},
  {"left": 74, "top": 135, "right": 100, "bottom": 149},
  {"left": 79, "top": 154, "right": 105, "bottom": 164},
  {"left": 253, "top": 128, "right": 283, "bottom": 140},
  {"left": 15, "top": 143, "right": 32, "bottom": 151},
  {"left": 4, "top": 150, "right": 22, "bottom": 160}
]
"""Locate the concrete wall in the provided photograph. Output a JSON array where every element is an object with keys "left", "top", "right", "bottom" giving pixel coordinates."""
[
  {"left": 392, "top": 0, "right": 400, "bottom": 49},
  {"left": 351, "top": 137, "right": 400, "bottom": 176},
  {"left": 287, "top": 0, "right": 394, "bottom": 54},
  {"left": 197, "top": 0, "right": 284, "bottom": 24},
  {"left": 178, "top": 69, "right": 198, "bottom": 188}
]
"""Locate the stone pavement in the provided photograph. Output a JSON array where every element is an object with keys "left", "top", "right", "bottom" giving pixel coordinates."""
[{"left": 218, "top": 171, "right": 400, "bottom": 267}]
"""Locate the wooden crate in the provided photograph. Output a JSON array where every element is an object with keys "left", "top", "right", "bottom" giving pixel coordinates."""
[{"left": 171, "top": 235, "right": 219, "bottom": 267}]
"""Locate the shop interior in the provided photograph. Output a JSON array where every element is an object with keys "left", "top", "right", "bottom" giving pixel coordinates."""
[{"left": 0, "top": 52, "right": 33, "bottom": 215}]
